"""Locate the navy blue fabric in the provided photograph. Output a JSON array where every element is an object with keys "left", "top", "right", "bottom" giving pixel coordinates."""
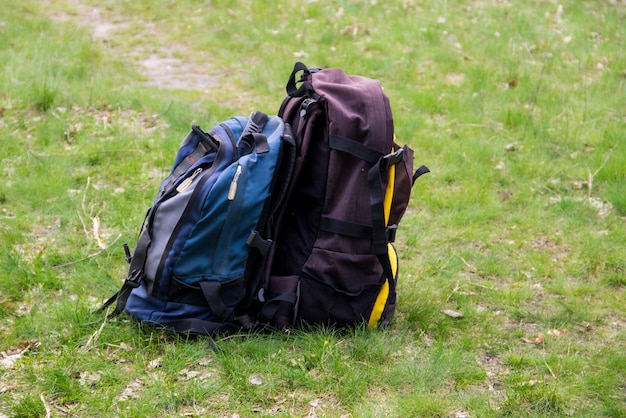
[
  {"left": 156, "top": 122, "right": 242, "bottom": 296},
  {"left": 173, "top": 116, "right": 283, "bottom": 284},
  {"left": 125, "top": 115, "right": 284, "bottom": 325}
]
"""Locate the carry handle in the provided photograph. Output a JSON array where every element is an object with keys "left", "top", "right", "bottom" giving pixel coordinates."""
[
  {"left": 237, "top": 111, "right": 270, "bottom": 155},
  {"left": 286, "top": 62, "right": 313, "bottom": 96}
]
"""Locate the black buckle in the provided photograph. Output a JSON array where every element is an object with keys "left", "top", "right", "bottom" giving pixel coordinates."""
[
  {"left": 125, "top": 269, "right": 144, "bottom": 289},
  {"left": 246, "top": 230, "right": 272, "bottom": 256},
  {"left": 123, "top": 243, "right": 132, "bottom": 264},
  {"left": 381, "top": 148, "right": 405, "bottom": 171},
  {"left": 386, "top": 224, "right": 398, "bottom": 243}
]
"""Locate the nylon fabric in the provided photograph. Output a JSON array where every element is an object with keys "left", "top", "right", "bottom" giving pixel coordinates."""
[
  {"left": 254, "top": 62, "right": 424, "bottom": 330},
  {"left": 121, "top": 114, "right": 286, "bottom": 333}
]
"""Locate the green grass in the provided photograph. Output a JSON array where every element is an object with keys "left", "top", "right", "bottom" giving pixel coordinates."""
[{"left": 1, "top": 0, "right": 625, "bottom": 416}]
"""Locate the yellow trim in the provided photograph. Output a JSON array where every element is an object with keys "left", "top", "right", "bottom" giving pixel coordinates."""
[
  {"left": 368, "top": 144, "right": 399, "bottom": 328},
  {"left": 367, "top": 244, "right": 398, "bottom": 328},
  {"left": 383, "top": 148, "right": 396, "bottom": 224},
  {"left": 388, "top": 242, "right": 398, "bottom": 279},
  {"left": 368, "top": 278, "right": 389, "bottom": 328}
]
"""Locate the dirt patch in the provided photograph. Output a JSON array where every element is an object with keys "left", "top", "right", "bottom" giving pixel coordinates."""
[
  {"left": 475, "top": 351, "right": 509, "bottom": 409},
  {"left": 139, "top": 53, "right": 221, "bottom": 91},
  {"left": 52, "top": 1, "right": 221, "bottom": 92}
]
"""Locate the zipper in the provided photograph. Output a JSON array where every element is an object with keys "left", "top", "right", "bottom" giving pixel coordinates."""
[
  {"left": 176, "top": 167, "right": 203, "bottom": 193},
  {"left": 228, "top": 164, "right": 243, "bottom": 201},
  {"left": 150, "top": 125, "right": 240, "bottom": 298}
]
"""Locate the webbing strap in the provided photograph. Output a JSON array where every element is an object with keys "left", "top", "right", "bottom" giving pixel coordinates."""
[
  {"left": 368, "top": 150, "right": 406, "bottom": 255},
  {"left": 329, "top": 134, "right": 383, "bottom": 164},
  {"left": 286, "top": 61, "right": 314, "bottom": 96},
  {"left": 319, "top": 217, "right": 372, "bottom": 239},
  {"left": 413, "top": 164, "right": 431, "bottom": 184},
  {"left": 318, "top": 217, "right": 398, "bottom": 242},
  {"left": 159, "top": 318, "right": 241, "bottom": 337},
  {"left": 198, "top": 281, "right": 228, "bottom": 322},
  {"left": 257, "top": 293, "right": 297, "bottom": 325},
  {"left": 110, "top": 228, "right": 152, "bottom": 315}
]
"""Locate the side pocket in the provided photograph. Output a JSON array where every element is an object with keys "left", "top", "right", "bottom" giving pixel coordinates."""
[
  {"left": 388, "top": 144, "right": 415, "bottom": 226},
  {"left": 298, "top": 248, "right": 386, "bottom": 327}
]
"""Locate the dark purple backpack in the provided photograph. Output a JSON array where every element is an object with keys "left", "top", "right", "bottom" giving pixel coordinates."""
[{"left": 240, "top": 63, "right": 429, "bottom": 330}]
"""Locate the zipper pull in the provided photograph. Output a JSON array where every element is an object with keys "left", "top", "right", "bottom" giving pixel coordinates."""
[
  {"left": 176, "top": 167, "right": 203, "bottom": 193},
  {"left": 228, "top": 164, "right": 243, "bottom": 201}
]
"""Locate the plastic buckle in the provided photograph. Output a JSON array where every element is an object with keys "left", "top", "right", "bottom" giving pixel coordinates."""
[
  {"left": 381, "top": 148, "right": 405, "bottom": 170},
  {"left": 125, "top": 270, "right": 144, "bottom": 289},
  {"left": 386, "top": 224, "right": 398, "bottom": 243},
  {"left": 246, "top": 230, "right": 272, "bottom": 256}
]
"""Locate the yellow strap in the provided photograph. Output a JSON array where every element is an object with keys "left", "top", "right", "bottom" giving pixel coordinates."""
[
  {"left": 368, "top": 143, "right": 399, "bottom": 328},
  {"left": 388, "top": 242, "right": 398, "bottom": 279},
  {"left": 367, "top": 243, "right": 400, "bottom": 326},
  {"left": 368, "top": 278, "right": 389, "bottom": 328},
  {"left": 383, "top": 146, "right": 396, "bottom": 224}
]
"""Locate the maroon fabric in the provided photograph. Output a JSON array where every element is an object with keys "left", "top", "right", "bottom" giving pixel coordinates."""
[{"left": 257, "top": 64, "right": 417, "bottom": 329}]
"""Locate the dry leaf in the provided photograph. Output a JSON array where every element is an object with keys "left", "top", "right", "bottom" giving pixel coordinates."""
[
  {"left": 118, "top": 378, "right": 143, "bottom": 401},
  {"left": 0, "top": 353, "right": 22, "bottom": 369},
  {"left": 197, "top": 355, "right": 213, "bottom": 366},
  {"left": 521, "top": 332, "right": 544, "bottom": 345},
  {"left": 147, "top": 358, "right": 162, "bottom": 370},
  {"left": 442, "top": 309, "right": 464, "bottom": 319},
  {"left": 248, "top": 373, "right": 264, "bottom": 386},
  {"left": 0, "top": 340, "right": 40, "bottom": 369},
  {"left": 547, "top": 328, "right": 567, "bottom": 337},
  {"left": 452, "top": 409, "right": 471, "bottom": 418},
  {"left": 78, "top": 371, "right": 101, "bottom": 386}
]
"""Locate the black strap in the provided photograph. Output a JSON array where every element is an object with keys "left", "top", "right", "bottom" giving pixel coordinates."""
[
  {"left": 159, "top": 318, "right": 241, "bottom": 336},
  {"left": 235, "top": 124, "right": 298, "bottom": 318},
  {"left": 97, "top": 266, "right": 143, "bottom": 315},
  {"left": 241, "top": 111, "right": 268, "bottom": 137},
  {"left": 329, "top": 134, "right": 383, "bottom": 165},
  {"left": 318, "top": 217, "right": 398, "bottom": 242},
  {"left": 198, "top": 281, "right": 228, "bottom": 322},
  {"left": 237, "top": 111, "right": 269, "bottom": 155},
  {"left": 106, "top": 227, "right": 152, "bottom": 315},
  {"left": 368, "top": 153, "right": 397, "bottom": 255},
  {"left": 257, "top": 293, "right": 298, "bottom": 325},
  {"left": 412, "top": 164, "right": 430, "bottom": 184},
  {"left": 244, "top": 132, "right": 269, "bottom": 154},
  {"left": 319, "top": 217, "right": 372, "bottom": 239},
  {"left": 286, "top": 62, "right": 313, "bottom": 96}
]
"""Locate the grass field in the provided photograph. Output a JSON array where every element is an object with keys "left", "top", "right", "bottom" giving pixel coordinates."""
[{"left": 1, "top": 0, "right": 625, "bottom": 416}]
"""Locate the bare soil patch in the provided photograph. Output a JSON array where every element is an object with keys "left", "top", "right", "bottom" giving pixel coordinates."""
[{"left": 52, "top": 1, "right": 221, "bottom": 92}]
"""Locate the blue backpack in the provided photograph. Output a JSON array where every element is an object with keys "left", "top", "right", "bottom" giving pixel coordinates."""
[{"left": 102, "top": 112, "right": 295, "bottom": 335}]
